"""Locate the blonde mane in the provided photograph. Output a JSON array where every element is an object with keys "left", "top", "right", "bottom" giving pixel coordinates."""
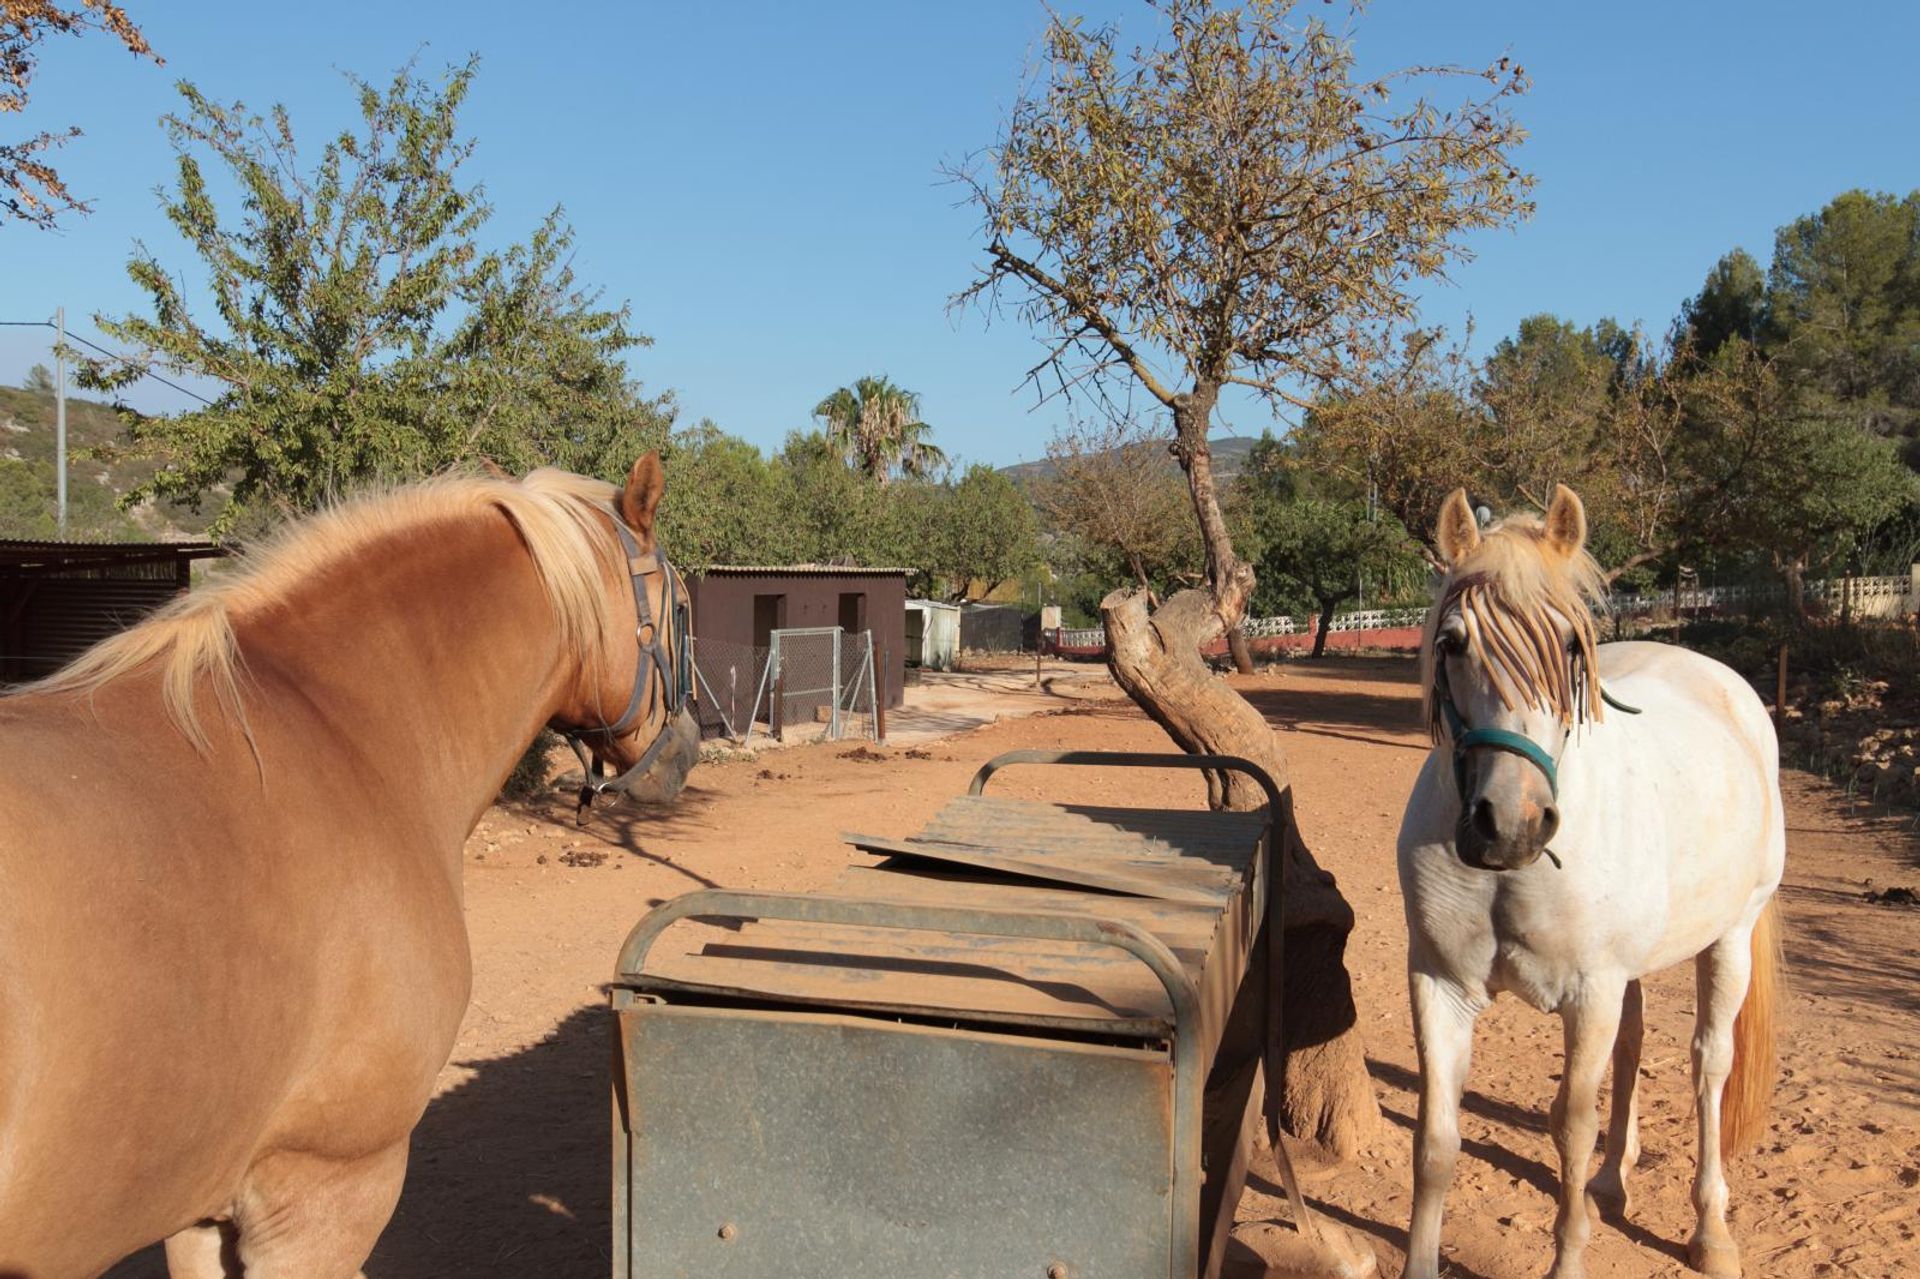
[
  {"left": 1422, "top": 512, "right": 1611, "bottom": 739},
  {"left": 14, "top": 468, "right": 627, "bottom": 749}
]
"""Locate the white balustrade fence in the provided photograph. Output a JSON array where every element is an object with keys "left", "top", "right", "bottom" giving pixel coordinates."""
[{"left": 1050, "top": 572, "right": 1917, "bottom": 654}]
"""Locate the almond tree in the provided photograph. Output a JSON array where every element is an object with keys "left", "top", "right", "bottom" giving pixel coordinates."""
[
  {"left": 76, "top": 61, "right": 666, "bottom": 532},
  {"left": 954, "top": 0, "right": 1530, "bottom": 1155},
  {"left": 2, "top": 0, "right": 158, "bottom": 227}
]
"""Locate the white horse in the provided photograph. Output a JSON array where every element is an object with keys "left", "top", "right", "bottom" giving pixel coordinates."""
[{"left": 1397, "top": 485, "right": 1783, "bottom": 1279}]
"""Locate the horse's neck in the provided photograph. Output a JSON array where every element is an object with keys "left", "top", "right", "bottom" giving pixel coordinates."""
[{"left": 235, "top": 512, "right": 574, "bottom": 841}]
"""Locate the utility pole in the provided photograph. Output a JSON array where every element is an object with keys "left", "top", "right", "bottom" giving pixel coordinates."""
[{"left": 54, "top": 306, "right": 68, "bottom": 535}]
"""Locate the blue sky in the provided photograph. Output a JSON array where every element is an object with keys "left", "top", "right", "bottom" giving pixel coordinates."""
[{"left": 4, "top": 1, "right": 1916, "bottom": 467}]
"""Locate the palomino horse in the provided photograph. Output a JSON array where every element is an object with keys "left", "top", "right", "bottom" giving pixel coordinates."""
[
  {"left": 1398, "top": 486, "right": 1783, "bottom": 1279},
  {"left": 0, "top": 454, "right": 698, "bottom": 1278}
]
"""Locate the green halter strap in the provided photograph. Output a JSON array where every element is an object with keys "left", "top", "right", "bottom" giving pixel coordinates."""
[{"left": 1437, "top": 670, "right": 1642, "bottom": 802}]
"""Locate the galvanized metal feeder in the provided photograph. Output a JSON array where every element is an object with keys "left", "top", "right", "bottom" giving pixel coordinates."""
[{"left": 610, "top": 751, "right": 1292, "bottom": 1279}]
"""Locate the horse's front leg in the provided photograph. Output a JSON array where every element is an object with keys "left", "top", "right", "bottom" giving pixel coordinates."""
[
  {"left": 1546, "top": 979, "right": 1626, "bottom": 1279},
  {"left": 1590, "top": 978, "right": 1644, "bottom": 1219},
  {"left": 1406, "top": 968, "right": 1482, "bottom": 1279}
]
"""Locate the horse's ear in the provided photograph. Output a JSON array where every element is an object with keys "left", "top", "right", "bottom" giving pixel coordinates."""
[
  {"left": 1435, "top": 488, "right": 1481, "bottom": 565},
  {"left": 1544, "top": 483, "right": 1587, "bottom": 558},
  {"left": 619, "top": 452, "right": 666, "bottom": 543},
  {"left": 478, "top": 457, "right": 512, "bottom": 481}
]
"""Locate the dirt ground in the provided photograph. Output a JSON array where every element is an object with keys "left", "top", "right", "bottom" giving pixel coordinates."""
[{"left": 109, "top": 658, "right": 1920, "bottom": 1278}]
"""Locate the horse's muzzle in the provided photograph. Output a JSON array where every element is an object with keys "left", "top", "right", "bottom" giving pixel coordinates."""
[
  {"left": 1455, "top": 796, "right": 1559, "bottom": 871},
  {"left": 611, "top": 707, "right": 702, "bottom": 806}
]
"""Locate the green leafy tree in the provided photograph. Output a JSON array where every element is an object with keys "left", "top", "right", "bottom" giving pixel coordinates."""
[
  {"left": 925, "top": 463, "right": 1038, "bottom": 600},
  {"left": 657, "top": 421, "right": 795, "bottom": 569},
  {"left": 1675, "top": 340, "right": 1915, "bottom": 611},
  {"left": 812, "top": 376, "right": 947, "bottom": 484},
  {"left": 955, "top": 0, "right": 1532, "bottom": 1158},
  {"left": 2, "top": 0, "right": 159, "bottom": 227},
  {"left": 1765, "top": 190, "right": 1920, "bottom": 441},
  {"left": 1255, "top": 497, "right": 1415, "bottom": 656},
  {"left": 23, "top": 363, "right": 53, "bottom": 394},
  {"left": 76, "top": 60, "right": 668, "bottom": 533},
  {"left": 1676, "top": 248, "right": 1769, "bottom": 357},
  {"left": 1236, "top": 434, "right": 1422, "bottom": 653}
]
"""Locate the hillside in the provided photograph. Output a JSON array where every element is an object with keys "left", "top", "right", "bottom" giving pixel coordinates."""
[
  {"left": 0, "top": 384, "right": 218, "bottom": 540},
  {"left": 999, "top": 433, "right": 1262, "bottom": 485}
]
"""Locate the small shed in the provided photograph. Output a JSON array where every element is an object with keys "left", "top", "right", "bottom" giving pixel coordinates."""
[
  {"left": 684, "top": 566, "right": 908, "bottom": 709},
  {"left": 903, "top": 598, "right": 961, "bottom": 671},
  {"left": 1, "top": 539, "right": 228, "bottom": 683}
]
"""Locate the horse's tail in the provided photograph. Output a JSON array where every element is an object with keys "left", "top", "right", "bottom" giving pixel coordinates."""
[{"left": 1722, "top": 896, "right": 1781, "bottom": 1156}]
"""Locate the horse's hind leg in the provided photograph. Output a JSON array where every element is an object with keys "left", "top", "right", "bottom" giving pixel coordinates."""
[
  {"left": 1405, "top": 968, "right": 1482, "bottom": 1279},
  {"left": 1546, "top": 979, "right": 1625, "bottom": 1279},
  {"left": 1688, "top": 931, "right": 1752, "bottom": 1279},
  {"left": 228, "top": 1141, "right": 410, "bottom": 1279},
  {"left": 1590, "top": 978, "right": 1644, "bottom": 1220}
]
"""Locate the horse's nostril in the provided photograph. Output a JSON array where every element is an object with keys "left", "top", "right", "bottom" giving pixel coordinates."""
[
  {"left": 1470, "top": 798, "right": 1499, "bottom": 842},
  {"left": 1540, "top": 804, "right": 1561, "bottom": 842}
]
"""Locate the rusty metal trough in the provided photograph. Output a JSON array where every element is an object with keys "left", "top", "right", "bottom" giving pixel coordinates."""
[{"left": 610, "top": 750, "right": 1290, "bottom": 1278}]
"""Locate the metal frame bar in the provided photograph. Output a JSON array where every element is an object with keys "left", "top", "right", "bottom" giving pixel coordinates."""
[{"left": 616, "top": 887, "right": 1205, "bottom": 1279}]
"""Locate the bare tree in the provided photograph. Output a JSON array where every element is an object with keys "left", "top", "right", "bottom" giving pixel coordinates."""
[
  {"left": 1032, "top": 415, "right": 1198, "bottom": 588},
  {"left": 954, "top": 0, "right": 1531, "bottom": 1156},
  {"left": 2, "top": 0, "right": 158, "bottom": 228}
]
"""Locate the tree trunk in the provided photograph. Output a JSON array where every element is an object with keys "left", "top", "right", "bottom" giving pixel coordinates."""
[
  {"left": 1095, "top": 390, "right": 1379, "bottom": 1158},
  {"left": 1103, "top": 587, "right": 1379, "bottom": 1155},
  {"left": 1227, "top": 623, "right": 1256, "bottom": 673},
  {"left": 1782, "top": 555, "right": 1807, "bottom": 621},
  {"left": 1312, "top": 599, "right": 1337, "bottom": 659}
]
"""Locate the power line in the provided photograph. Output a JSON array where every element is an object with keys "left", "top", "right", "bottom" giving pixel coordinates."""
[{"left": 1, "top": 318, "right": 217, "bottom": 406}]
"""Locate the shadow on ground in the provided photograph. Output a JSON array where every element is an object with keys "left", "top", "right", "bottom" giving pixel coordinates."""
[
  {"left": 1240, "top": 658, "right": 1429, "bottom": 751},
  {"left": 367, "top": 1008, "right": 611, "bottom": 1277}
]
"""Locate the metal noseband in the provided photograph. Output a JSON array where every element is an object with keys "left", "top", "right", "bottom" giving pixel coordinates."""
[{"left": 563, "top": 519, "right": 695, "bottom": 821}]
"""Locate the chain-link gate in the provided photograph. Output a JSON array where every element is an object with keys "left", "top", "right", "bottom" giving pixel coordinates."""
[
  {"left": 690, "top": 627, "right": 880, "bottom": 745},
  {"left": 690, "top": 636, "right": 769, "bottom": 742}
]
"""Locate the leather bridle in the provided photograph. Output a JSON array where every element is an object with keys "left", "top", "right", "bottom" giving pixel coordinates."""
[{"left": 562, "top": 517, "right": 695, "bottom": 820}]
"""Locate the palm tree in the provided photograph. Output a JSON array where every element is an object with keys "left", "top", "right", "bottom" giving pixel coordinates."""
[{"left": 812, "top": 375, "right": 946, "bottom": 484}]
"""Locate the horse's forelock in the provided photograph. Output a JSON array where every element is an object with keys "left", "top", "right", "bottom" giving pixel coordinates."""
[{"left": 1424, "top": 515, "right": 1609, "bottom": 738}]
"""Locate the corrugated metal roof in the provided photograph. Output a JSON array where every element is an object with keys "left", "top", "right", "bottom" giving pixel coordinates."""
[
  {"left": 695, "top": 564, "right": 909, "bottom": 577},
  {"left": 0, "top": 538, "right": 227, "bottom": 569}
]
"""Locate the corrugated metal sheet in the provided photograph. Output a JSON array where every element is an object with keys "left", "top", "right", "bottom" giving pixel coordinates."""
[{"left": 699, "top": 564, "right": 910, "bottom": 576}]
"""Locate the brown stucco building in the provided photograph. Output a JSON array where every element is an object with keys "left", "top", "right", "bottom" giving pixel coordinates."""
[{"left": 685, "top": 565, "right": 908, "bottom": 709}]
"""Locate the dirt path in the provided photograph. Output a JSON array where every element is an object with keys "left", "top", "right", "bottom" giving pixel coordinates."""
[{"left": 108, "top": 659, "right": 1920, "bottom": 1277}]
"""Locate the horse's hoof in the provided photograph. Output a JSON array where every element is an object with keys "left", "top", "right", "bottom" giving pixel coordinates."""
[{"left": 1687, "top": 1234, "right": 1742, "bottom": 1279}]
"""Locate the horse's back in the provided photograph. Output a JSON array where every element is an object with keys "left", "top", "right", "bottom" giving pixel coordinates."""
[
  {"left": 1598, "top": 640, "right": 1779, "bottom": 778},
  {"left": 1594, "top": 640, "right": 1785, "bottom": 963}
]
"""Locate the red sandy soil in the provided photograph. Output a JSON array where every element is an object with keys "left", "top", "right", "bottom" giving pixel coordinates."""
[{"left": 108, "top": 658, "right": 1918, "bottom": 1278}]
